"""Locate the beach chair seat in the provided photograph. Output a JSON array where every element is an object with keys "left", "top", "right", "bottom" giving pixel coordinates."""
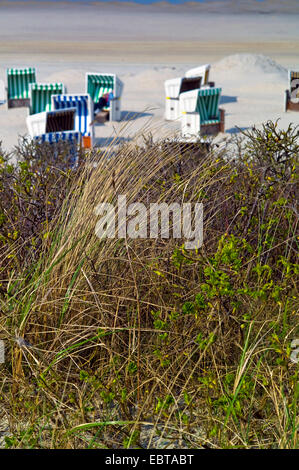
[
  {"left": 51, "top": 94, "right": 94, "bottom": 148},
  {"left": 26, "top": 108, "right": 77, "bottom": 138},
  {"left": 179, "top": 87, "right": 225, "bottom": 139},
  {"left": 7, "top": 67, "right": 36, "bottom": 108},
  {"left": 285, "top": 71, "right": 299, "bottom": 112},
  {"left": 86, "top": 73, "right": 123, "bottom": 121},
  {"left": 29, "top": 83, "right": 65, "bottom": 115}
]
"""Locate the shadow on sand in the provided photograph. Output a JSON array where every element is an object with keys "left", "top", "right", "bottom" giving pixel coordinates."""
[
  {"left": 226, "top": 126, "right": 250, "bottom": 134},
  {"left": 120, "top": 110, "right": 154, "bottom": 121},
  {"left": 220, "top": 95, "right": 238, "bottom": 105},
  {"left": 94, "top": 136, "right": 132, "bottom": 147}
]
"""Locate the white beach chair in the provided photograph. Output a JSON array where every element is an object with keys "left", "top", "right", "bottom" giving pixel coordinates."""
[
  {"left": 164, "top": 64, "right": 214, "bottom": 121},
  {"left": 164, "top": 75, "right": 203, "bottom": 121}
]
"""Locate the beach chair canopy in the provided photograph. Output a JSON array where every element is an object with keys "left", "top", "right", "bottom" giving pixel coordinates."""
[
  {"left": 165, "top": 76, "right": 202, "bottom": 99},
  {"left": 289, "top": 71, "right": 299, "bottom": 99},
  {"left": 86, "top": 73, "right": 123, "bottom": 103},
  {"left": 52, "top": 94, "right": 93, "bottom": 138},
  {"left": 27, "top": 108, "right": 76, "bottom": 138},
  {"left": 29, "top": 83, "right": 65, "bottom": 115},
  {"left": 180, "top": 87, "right": 222, "bottom": 125},
  {"left": 7, "top": 67, "right": 36, "bottom": 100},
  {"left": 185, "top": 64, "right": 211, "bottom": 85},
  {"left": 45, "top": 108, "right": 76, "bottom": 133}
]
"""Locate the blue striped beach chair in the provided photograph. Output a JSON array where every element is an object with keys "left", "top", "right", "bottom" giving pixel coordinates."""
[
  {"left": 7, "top": 67, "right": 36, "bottom": 108},
  {"left": 285, "top": 70, "right": 299, "bottom": 111},
  {"left": 86, "top": 73, "right": 123, "bottom": 121},
  {"left": 51, "top": 94, "right": 94, "bottom": 148},
  {"left": 34, "top": 131, "right": 81, "bottom": 167},
  {"left": 29, "top": 82, "right": 65, "bottom": 115},
  {"left": 179, "top": 87, "right": 225, "bottom": 139}
]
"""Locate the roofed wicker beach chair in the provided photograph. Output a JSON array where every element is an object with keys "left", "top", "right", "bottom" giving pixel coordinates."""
[
  {"left": 51, "top": 94, "right": 94, "bottom": 148},
  {"left": 26, "top": 107, "right": 77, "bottom": 138},
  {"left": 86, "top": 73, "right": 123, "bottom": 121},
  {"left": 164, "top": 75, "right": 203, "bottom": 121},
  {"left": 285, "top": 70, "right": 299, "bottom": 112},
  {"left": 164, "top": 64, "right": 215, "bottom": 121},
  {"left": 29, "top": 82, "right": 65, "bottom": 115},
  {"left": 6, "top": 67, "right": 36, "bottom": 108},
  {"left": 179, "top": 87, "right": 224, "bottom": 140}
]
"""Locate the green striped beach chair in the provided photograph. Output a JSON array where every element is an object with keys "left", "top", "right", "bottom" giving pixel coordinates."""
[
  {"left": 29, "top": 83, "right": 65, "bottom": 115},
  {"left": 285, "top": 70, "right": 299, "bottom": 112},
  {"left": 7, "top": 67, "right": 36, "bottom": 108},
  {"left": 86, "top": 73, "right": 123, "bottom": 121},
  {"left": 179, "top": 87, "right": 225, "bottom": 139}
]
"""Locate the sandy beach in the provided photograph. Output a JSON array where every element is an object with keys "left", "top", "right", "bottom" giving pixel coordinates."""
[{"left": 1, "top": 0, "right": 299, "bottom": 151}]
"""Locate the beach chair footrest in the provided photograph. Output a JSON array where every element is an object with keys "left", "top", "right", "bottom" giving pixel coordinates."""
[
  {"left": 7, "top": 98, "right": 30, "bottom": 109},
  {"left": 94, "top": 110, "right": 109, "bottom": 123},
  {"left": 200, "top": 108, "right": 225, "bottom": 135},
  {"left": 201, "top": 124, "right": 220, "bottom": 136}
]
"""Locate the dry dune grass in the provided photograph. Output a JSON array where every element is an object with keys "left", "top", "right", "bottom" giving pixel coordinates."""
[{"left": 0, "top": 121, "right": 298, "bottom": 448}]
